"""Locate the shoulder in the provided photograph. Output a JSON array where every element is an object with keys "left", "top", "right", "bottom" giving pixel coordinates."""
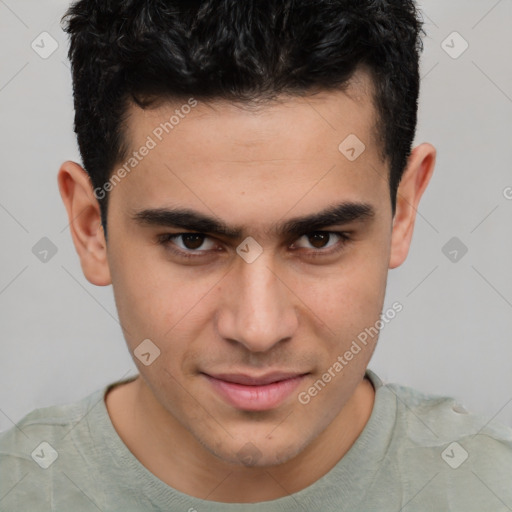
[
  {"left": 0, "top": 394, "right": 89, "bottom": 457},
  {"left": 0, "top": 388, "right": 98, "bottom": 446},
  {"left": 0, "top": 388, "right": 104, "bottom": 507},
  {"left": 383, "top": 378, "right": 512, "bottom": 446},
  {"left": 377, "top": 376, "right": 512, "bottom": 505}
]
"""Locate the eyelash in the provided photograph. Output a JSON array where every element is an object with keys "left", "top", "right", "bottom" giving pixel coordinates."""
[{"left": 156, "top": 231, "right": 351, "bottom": 260}]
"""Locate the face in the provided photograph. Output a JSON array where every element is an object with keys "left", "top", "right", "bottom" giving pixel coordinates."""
[{"left": 60, "top": 69, "right": 435, "bottom": 471}]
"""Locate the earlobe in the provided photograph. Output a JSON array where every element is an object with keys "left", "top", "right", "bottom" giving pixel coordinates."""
[
  {"left": 57, "top": 161, "right": 112, "bottom": 286},
  {"left": 388, "top": 143, "right": 436, "bottom": 269}
]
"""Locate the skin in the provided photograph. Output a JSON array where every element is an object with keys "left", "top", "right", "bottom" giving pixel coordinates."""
[{"left": 58, "top": 68, "right": 435, "bottom": 503}]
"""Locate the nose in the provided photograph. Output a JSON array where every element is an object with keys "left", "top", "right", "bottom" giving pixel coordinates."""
[{"left": 216, "top": 252, "right": 299, "bottom": 353}]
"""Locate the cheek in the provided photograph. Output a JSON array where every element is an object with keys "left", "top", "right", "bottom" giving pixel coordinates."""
[
  {"left": 297, "top": 253, "right": 387, "bottom": 333},
  {"left": 109, "top": 247, "right": 221, "bottom": 362}
]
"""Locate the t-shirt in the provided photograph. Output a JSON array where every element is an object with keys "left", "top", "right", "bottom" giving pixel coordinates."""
[{"left": 1, "top": 369, "right": 511, "bottom": 512}]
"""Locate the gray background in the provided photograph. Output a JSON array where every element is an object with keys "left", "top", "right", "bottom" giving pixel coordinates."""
[{"left": 0, "top": 0, "right": 511, "bottom": 433}]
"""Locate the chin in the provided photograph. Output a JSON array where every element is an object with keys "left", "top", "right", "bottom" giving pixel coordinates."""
[{"left": 206, "top": 435, "right": 306, "bottom": 469}]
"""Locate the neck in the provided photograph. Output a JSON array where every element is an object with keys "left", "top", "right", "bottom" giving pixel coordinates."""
[{"left": 105, "top": 375, "right": 375, "bottom": 503}]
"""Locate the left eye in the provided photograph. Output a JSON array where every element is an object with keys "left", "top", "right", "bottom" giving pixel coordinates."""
[{"left": 291, "top": 231, "right": 347, "bottom": 250}]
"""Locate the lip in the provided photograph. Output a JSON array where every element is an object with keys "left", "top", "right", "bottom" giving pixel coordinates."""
[
  {"left": 202, "top": 372, "right": 308, "bottom": 411},
  {"left": 206, "top": 371, "right": 307, "bottom": 386}
]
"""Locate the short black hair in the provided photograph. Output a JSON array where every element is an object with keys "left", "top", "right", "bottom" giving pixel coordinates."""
[{"left": 62, "top": 0, "right": 424, "bottom": 238}]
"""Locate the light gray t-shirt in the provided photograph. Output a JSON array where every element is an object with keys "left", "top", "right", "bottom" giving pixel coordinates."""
[{"left": 1, "top": 369, "right": 511, "bottom": 511}]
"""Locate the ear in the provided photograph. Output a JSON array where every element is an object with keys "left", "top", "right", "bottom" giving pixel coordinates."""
[
  {"left": 389, "top": 143, "right": 436, "bottom": 269},
  {"left": 57, "top": 161, "right": 112, "bottom": 286}
]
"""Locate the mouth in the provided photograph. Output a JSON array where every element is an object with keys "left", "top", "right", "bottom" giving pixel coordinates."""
[{"left": 201, "top": 371, "right": 309, "bottom": 411}]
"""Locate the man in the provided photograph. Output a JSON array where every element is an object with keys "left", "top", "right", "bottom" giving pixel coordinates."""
[{"left": 1, "top": 0, "right": 511, "bottom": 510}]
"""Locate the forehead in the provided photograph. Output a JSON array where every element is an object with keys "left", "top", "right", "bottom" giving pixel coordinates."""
[
  {"left": 111, "top": 69, "right": 389, "bottom": 229},
  {"left": 121, "top": 67, "right": 380, "bottom": 162}
]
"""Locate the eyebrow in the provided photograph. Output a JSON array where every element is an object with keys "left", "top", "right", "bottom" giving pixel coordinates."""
[{"left": 130, "top": 201, "right": 375, "bottom": 240}]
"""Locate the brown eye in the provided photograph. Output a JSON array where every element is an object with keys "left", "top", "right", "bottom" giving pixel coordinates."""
[
  {"left": 157, "top": 233, "right": 217, "bottom": 254},
  {"left": 180, "top": 234, "right": 206, "bottom": 250},
  {"left": 293, "top": 231, "right": 346, "bottom": 251},
  {"left": 307, "top": 232, "right": 331, "bottom": 249}
]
